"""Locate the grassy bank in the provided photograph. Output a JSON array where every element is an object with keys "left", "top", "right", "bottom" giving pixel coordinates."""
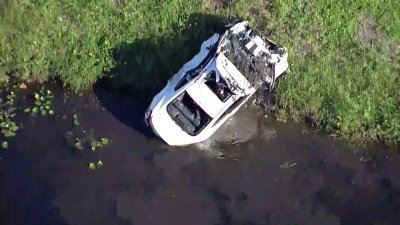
[
  {"left": 1, "top": 0, "right": 399, "bottom": 143},
  {"left": 0, "top": 0, "right": 204, "bottom": 90},
  {"left": 228, "top": 0, "right": 400, "bottom": 143}
]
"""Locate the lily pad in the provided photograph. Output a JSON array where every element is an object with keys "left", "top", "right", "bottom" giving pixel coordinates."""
[
  {"left": 3, "top": 130, "right": 16, "bottom": 137},
  {"left": 89, "top": 163, "right": 96, "bottom": 171},
  {"left": 90, "top": 140, "right": 98, "bottom": 151},
  {"left": 32, "top": 107, "right": 39, "bottom": 114},
  {"left": 10, "top": 125, "right": 19, "bottom": 132},
  {"left": 73, "top": 114, "right": 80, "bottom": 126},
  {"left": 74, "top": 139, "right": 84, "bottom": 150},
  {"left": 96, "top": 160, "right": 104, "bottom": 168},
  {"left": 100, "top": 137, "right": 109, "bottom": 146},
  {"left": 1, "top": 141, "right": 8, "bottom": 149}
]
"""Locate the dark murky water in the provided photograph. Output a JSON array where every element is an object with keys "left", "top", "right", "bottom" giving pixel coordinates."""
[{"left": 1, "top": 86, "right": 399, "bottom": 225}]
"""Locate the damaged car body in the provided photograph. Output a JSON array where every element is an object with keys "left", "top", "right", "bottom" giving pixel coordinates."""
[{"left": 144, "top": 21, "right": 289, "bottom": 146}]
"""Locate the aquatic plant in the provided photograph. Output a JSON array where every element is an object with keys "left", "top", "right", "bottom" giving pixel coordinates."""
[
  {"left": 64, "top": 112, "right": 111, "bottom": 152},
  {"left": 64, "top": 114, "right": 110, "bottom": 170},
  {"left": 1, "top": 141, "right": 8, "bottom": 149},
  {"left": 25, "top": 87, "right": 54, "bottom": 116},
  {"left": 90, "top": 137, "right": 110, "bottom": 151},
  {"left": 73, "top": 114, "right": 79, "bottom": 127},
  {"left": 0, "top": 91, "right": 19, "bottom": 149},
  {"left": 74, "top": 138, "right": 84, "bottom": 151},
  {"left": 88, "top": 160, "right": 104, "bottom": 171},
  {"left": 96, "top": 160, "right": 104, "bottom": 168},
  {"left": 70, "top": 135, "right": 109, "bottom": 152},
  {"left": 65, "top": 131, "right": 110, "bottom": 152},
  {"left": 89, "top": 163, "right": 96, "bottom": 171}
]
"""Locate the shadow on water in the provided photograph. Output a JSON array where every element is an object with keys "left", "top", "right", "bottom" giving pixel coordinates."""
[
  {"left": 92, "top": 87, "right": 154, "bottom": 138},
  {"left": 93, "top": 13, "right": 227, "bottom": 137},
  {"left": 1, "top": 82, "right": 400, "bottom": 225}
]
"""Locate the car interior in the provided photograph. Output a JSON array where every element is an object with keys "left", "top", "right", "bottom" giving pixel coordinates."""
[
  {"left": 204, "top": 70, "right": 232, "bottom": 101},
  {"left": 167, "top": 92, "right": 211, "bottom": 136}
]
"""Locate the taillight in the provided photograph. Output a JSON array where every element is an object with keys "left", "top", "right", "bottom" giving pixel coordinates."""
[{"left": 145, "top": 110, "right": 152, "bottom": 126}]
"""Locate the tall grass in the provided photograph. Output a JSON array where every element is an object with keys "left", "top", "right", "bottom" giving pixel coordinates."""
[
  {"left": 0, "top": 0, "right": 200, "bottom": 90},
  {"left": 228, "top": 0, "right": 400, "bottom": 143},
  {"left": 0, "top": 0, "right": 399, "bottom": 143}
]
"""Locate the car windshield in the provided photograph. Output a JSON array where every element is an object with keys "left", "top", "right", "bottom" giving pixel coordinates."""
[
  {"left": 204, "top": 70, "right": 233, "bottom": 101},
  {"left": 167, "top": 92, "right": 211, "bottom": 136}
]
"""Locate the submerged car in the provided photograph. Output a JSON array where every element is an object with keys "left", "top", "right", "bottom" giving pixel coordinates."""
[{"left": 145, "top": 21, "right": 289, "bottom": 146}]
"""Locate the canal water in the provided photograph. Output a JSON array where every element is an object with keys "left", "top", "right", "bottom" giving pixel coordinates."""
[{"left": 0, "top": 85, "right": 399, "bottom": 225}]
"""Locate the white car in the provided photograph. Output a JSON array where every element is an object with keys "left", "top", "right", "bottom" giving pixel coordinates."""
[{"left": 144, "top": 21, "right": 289, "bottom": 146}]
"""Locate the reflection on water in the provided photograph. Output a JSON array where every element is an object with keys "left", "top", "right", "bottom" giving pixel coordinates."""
[{"left": 0, "top": 87, "right": 399, "bottom": 225}]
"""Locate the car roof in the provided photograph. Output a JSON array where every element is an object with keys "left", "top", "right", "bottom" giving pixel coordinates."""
[{"left": 185, "top": 77, "right": 227, "bottom": 118}]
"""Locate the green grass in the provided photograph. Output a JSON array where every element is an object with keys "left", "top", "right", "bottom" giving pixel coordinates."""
[
  {"left": 0, "top": 0, "right": 399, "bottom": 144},
  {"left": 223, "top": 0, "right": 400, "bottom": 143},
  {"left": 275, "top": 0, "right": 400, "bottom": 143},
  {"left": 0, "top": 0, "right": 202, "bottom": 90}
]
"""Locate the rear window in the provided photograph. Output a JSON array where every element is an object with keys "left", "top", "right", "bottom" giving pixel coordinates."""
[{"left": 167, "top": 92, "right": 211, "bottom": 136}]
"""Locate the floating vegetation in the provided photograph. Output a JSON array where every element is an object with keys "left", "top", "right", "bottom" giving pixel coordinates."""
[
  {"left": 0, "top": 91, "right": 19, "bottom": 149},
  {"left": 96, "top": 160, "right": 104, "bottom": 168},
  {"left": 89, "top": 160, "right": 104, "bottom": 171},
  {"left": 74, "top": 138, "right": 84, "bottom": 150},
  {"left": 88, "top": 160, "right": 104, "bottom": 171},
  {"left": 25, "top": 87, "right": 54, "bottom": 116},
  {"left": 18, "top": 83, "right": 27, "bottom": 90},
  {"left": 1, "top": 141, "right": 8, "bottom": 149},
  {"left": 73, "top": 114, "right": 79, "bottom": 126},
  {"left": 90, "top": 137, "right": 110, "bottom": 151},
  {"left": 64, "top": 113, "right": 111, "bottom": 171},
  {"left": 89, "top": 162, "right": 96, "bottom": 171},
  {"left": 65, "top": 128, "right": 110, "bottom": 152}
]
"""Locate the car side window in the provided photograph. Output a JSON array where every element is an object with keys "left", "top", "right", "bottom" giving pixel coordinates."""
[{"left": 174, "top": 74, "right": 191, "bottom": 91}]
